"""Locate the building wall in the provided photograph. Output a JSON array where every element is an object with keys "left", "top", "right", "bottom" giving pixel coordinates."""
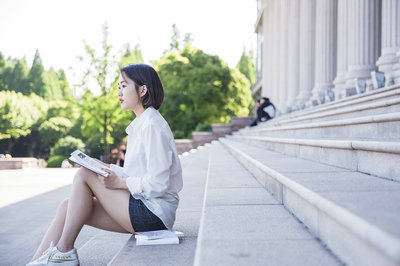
[{"left": 253, "top": 0, "right": 400, "bottom": 114}]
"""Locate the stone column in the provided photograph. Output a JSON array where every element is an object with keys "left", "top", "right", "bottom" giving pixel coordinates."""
[
  {"left": 344, "top": 0, "right": 380, "bottom": 94},
  {"left": 285, "top": 0, "right": 300, "bottom": 111},
  {"left": 296, "top": 0, "right": 316, "bottom": 109},
  {"left": 261, "top": 0, "right": 268, "bottom": 99},
  {"left": 270, "top": 0, "right": 280, "bottom": 106},
  {"left": 378, "top": 0, "right": 400, "bottom": 85},
  {"left": 333, "top": 0, "right": 348, "bottom": 100},
  {"left": 310, "top": 0, "right": 337, "bottom": 105},
  {"left": 262, "top": 0, "right": 273, "bottom": 101},
  {"left": 277, "top": 0, "right": 288, "bottom": 113}
]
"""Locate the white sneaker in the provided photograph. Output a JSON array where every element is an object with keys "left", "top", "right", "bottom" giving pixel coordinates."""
[
  {"left": 27, "top": 241, "right": 55, "bottom": 266},
  {"left": 47, "top": 247, "right": 79, "bottom": 266},
  {"left": 26, "top": 242, "right": 79, "bottom": 266}
]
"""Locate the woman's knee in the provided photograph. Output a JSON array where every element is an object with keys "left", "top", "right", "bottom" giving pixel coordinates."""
[{"left": 74, "top": 167, "right": 96, "bottom": 183}]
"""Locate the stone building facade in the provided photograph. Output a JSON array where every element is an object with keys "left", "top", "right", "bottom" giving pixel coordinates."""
[{"left": 253, "top": 0, "right": 400, "bottom": 113}]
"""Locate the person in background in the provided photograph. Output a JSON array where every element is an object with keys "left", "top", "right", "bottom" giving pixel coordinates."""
[
  {"left": 257, "top": 97, "right": 276, "bottom": 123},
  {"left": 117, "top": 144, "right": 126, "bottom": 167}
]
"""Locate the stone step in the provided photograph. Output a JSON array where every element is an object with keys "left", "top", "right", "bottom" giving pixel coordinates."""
[
  {"left": 243, "top": 112, "right": 400, "bottom": 139},
  {"left": 108, "top": 145, "right": 211, "bottom": 266},
  {"left": 220, "top": 138, "right": 400, "bottom": 266},
  {"left": 228, "top": 134, "right": 400, "bottom": 181},
  {"left": 194, "top": 142, "right": 341, "bottom": 266},
  {"left": 77, "top": 230, "right": 131, "bottom": 266},
  {"left": 272, "top": 86, "right": 400, "bottom": 125}
]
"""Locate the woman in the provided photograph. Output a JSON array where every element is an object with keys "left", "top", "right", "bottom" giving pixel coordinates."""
[{"left": 28, "top": 64, "right": 183, "bottom": 266}]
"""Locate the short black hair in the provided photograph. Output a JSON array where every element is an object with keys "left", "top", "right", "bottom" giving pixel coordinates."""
[
  {"left": 262, "top": 97, "right": 270, "bottom": 102},
  {"left": 120, "top": 64, "right": 164, "bottom": 110}
]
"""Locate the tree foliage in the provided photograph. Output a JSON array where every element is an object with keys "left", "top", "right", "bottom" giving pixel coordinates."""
[
  {"left": 77, "top": 23, "right": 137, "bottom": 159},
  {"left": 236, "top": 49, "right": 256, "bottom": 85},
  {"left": 154, "top": 43, "right": 252, "bottom": 138},
  {"left": 0, "top": 91, "right": 44, "bottom": 140},
  {"left": 0, "top": 50, "right": 74, "bottom": 100}
]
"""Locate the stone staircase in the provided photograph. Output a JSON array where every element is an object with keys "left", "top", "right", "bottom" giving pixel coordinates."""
[
  {"left": 214, "top": 85, "right": 400, "bottom": 265},
  {"left": 2, "top": 85, "right": 399, "bottom": 265}
]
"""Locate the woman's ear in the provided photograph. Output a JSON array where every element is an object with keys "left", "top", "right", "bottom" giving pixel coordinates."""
[{"left": 140, "top": 85, "right": 148, "bottom": 97}]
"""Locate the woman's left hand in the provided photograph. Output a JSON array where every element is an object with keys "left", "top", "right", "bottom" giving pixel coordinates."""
[{"left": 97, "top": 168, "right": 127, "bottom": 190}]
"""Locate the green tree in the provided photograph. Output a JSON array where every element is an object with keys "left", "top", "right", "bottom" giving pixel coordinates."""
[
  {"left": 38, "top": 117, "right": 73, "bottom": 153},
  {"left": 227, "top": 68, "right": 253, "bottom": 116},
  {"left": 27, "top": 49, "right": 46, "bottom": 97},
  {"left": 0, "top": 52, "right": 7, "bottom": 90},
  {"left": 120, "top": 43, "right": 144, "bottom": 67},
  {"left": 77, "top": 23, "right": 135, "bottom": 160},
  {"left": 8, "top": 58, "right": 29, "bottom": 94},
  {"left": 154, "top": 44, "right": 233, "bottom": 137},
  {"left": 169, "top": 24, "right": 180, "bottom": 51},
  {"left": 236, "top": 49, "right": 256, "bottom": 85},
  {"left": 0, "top": 91, "right": 44, "bottom": 152}
]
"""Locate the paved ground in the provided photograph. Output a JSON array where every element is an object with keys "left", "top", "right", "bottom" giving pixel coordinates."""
[
  {"left": 0, "top": 168, "right": 77, "bottom": 207},
  {"left": 0, "top": 168, "right": 99, "bottom": 265}
]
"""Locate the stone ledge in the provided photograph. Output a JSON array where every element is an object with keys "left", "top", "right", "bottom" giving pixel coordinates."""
[
  {"left": 0, "top": 158, "right": 38, "bottom": 169},
  {"left": 250, "top": 112, "right": 400, "bottom": 132},
  {"left": 234, "top": 135, "right": 400, "bottom": 154},
  {"left": 275, "top": 86, "right": 400, "bottom": 123},
  {"left": 220, "top": 138, "right": 400, "bottom": 266},
  {"left": 270, "top": 96, "right": 400, "bottom": 127}
]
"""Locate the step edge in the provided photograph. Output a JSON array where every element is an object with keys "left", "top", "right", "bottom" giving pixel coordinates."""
[
  {"left": 231, "top": 135, "right": 400, "bottom": 154},
  {"left": 193, "top": 146, "right": 213, "bottom": 266},
  {"left": 249, "top": 112, "right": 400, "bottom": 133},
  {"left": 220, "top": 138, "right": 400, "bottom": 263}
]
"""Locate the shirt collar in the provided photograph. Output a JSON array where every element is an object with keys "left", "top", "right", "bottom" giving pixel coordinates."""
[{"left": 125, "top": 107, "right": 155, "bottom": 134}]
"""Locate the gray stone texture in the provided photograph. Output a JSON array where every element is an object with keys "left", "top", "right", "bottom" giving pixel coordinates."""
[
  {"left": 221, "top": 138, "right": 400, "bottom": 266},
  {"left": 195, "top": 143, "right": 340, "bottom": 266}
]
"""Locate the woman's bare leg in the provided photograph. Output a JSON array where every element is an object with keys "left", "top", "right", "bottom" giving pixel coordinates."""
[
  {"left": 30, "top": 199, "right": 69, "bottom": 261},
  {"left": 56, "top": 168, "right": 134, "bottom": 252}
]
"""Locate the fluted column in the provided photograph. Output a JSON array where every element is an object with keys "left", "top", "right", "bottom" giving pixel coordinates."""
[
  {"left": 310, "top": 0, "right": 337, "bottom": 106},
  {"left": 333, "top": 0, "right": 348, "bottom": 100},
  {"left": 296, "top": 0, "right": 316, "bottom": 108},
  {"left": 271, "top": 0, "right": 280, "bottom": 105},
  {"left": 376, "top": 0, "right": 400, "bottom": 73},
  {"left": 286, "top": 0, "right": 300, "bottom": 111},
  {"left": 261, "top": 0, "right": 268, "bottom": 99},
  {"left": 262, "top": 0, "right": 274, "bottom": 101},
  {"left": 277, "top": 0, "right": 288, "bottom": 112},
  {"left": 344, "top": 0, "right": 380, "bottom": 93}
]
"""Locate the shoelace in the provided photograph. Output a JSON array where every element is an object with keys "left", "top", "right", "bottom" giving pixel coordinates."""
[{"left": 42, "top": 241, "right": 55, "bottom": 257}]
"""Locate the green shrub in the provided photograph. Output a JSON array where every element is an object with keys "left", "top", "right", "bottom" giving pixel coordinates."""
[
  {"left": 50, "top": 136, "right": 85, "bottom": 157},
  {"left": 46, "top": 155, "right": 66, "bottom": 168},
  {"left": 194, "top": 123, "right": 212, "bottom": 132}
]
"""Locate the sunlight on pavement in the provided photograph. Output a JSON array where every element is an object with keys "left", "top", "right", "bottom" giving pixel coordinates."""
[{"left": 0, "top": 168, "right": 78, "bottom": 208}]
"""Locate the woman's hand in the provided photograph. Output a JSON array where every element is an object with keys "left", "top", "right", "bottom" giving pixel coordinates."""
[{"left": 97, "top": 168, "right": 128, "bottom": 191}]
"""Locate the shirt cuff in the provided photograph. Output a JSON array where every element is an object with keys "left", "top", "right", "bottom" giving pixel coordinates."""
[
  {"left": 126, "top": 176, "right": 142, "bottom": 196},
  {"left": 110, "top": 164, "right": 127, "bottom": 178}
]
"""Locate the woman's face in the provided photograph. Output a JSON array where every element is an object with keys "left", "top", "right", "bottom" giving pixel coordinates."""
[{"left": 118, "top": 72, "right": 142, "bottom": 111}]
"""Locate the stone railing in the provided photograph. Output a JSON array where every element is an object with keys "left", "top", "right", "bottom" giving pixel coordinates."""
[
  {"left": 0, "top": 158, "right": 38, "bottom": 169},
  {"left": 175, "top": 116, "right": 254, "bottom": 154}
]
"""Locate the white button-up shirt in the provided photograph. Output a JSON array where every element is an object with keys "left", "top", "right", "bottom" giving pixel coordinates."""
[{"left": 110, "top": 107, "right": 183, "bottom": 229}]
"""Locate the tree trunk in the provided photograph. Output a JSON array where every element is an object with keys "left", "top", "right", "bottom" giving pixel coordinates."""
[{"left": 103, "top": 115, "right": 108, "bottom": 162}]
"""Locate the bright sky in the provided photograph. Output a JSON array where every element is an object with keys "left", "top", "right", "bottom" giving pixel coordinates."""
[{"left": 0, "top": 0, "right": 257, "bottom": 87}]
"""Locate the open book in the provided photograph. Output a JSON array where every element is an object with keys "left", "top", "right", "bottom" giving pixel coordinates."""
[
  {"left": 69, "top": 150, "right": 110, "bottom": 177},
  {"left": 135, "top": 229, "right": 184, "bottom": 246}
]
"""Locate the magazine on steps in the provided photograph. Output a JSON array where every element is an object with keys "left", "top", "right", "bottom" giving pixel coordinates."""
[
  {"left": 135, "top": 230, "right": 184, "bottom": 246},
  {"left": 69, "top": 150, "right": 110, "bottom": 177}
]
